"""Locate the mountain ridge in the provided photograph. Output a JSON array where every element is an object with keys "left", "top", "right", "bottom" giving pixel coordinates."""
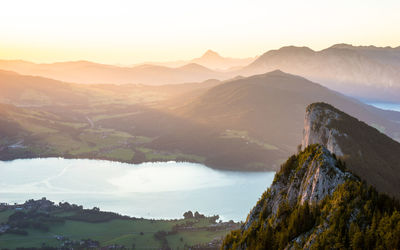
[
  {"left": 2, "top": 43, "right": 400, "bottom": 101},
  {"left": 0, "top": 59, "right": 226, "bottom": 85},
  {"left": 241, "top": 44, "right": 400, "bottom": 101}
]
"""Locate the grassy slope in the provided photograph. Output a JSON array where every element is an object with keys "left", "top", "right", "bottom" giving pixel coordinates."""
[{"left": 0, "top": 210, "right": 235, "bottom": 249}]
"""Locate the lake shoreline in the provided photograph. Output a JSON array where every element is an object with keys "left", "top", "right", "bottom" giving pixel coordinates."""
[
  {"left": 0, "top": 154, "right": 278, "bottom": 173},
  {"left": 0, "top": 158, "right": 276, "bottom": 222},
  {"left": 364, "top": 101, "right": 400, "bottom": 112}
]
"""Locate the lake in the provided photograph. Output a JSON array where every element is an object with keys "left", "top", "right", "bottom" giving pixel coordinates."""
[
  {"left": 366, "top": 102, "right": 400, "bottom": 112},
  {"left": 0, "top": 158, "right": 275, "bottom": 221}
]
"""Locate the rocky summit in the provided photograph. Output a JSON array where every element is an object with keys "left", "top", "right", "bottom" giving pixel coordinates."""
[{"left": 302, "top": 102, "right": 400, "bottom": 199}]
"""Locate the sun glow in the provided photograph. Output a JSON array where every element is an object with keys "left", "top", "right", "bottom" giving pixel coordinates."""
[{"left": 1, "top": 0, "right": 400, "bottom": 64}]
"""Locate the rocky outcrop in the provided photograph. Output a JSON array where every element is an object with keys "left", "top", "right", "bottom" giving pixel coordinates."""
[
  {"left": 301, "top": 102, "right": 400, "bottom": 199},
  {"left": 243, "top": 145, "right": 352, "bottom": 231},
  {"left": 302, "top": 103, "right": 346, "bottom": 156}
]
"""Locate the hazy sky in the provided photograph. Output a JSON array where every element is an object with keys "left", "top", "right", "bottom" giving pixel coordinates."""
[{"left": 1, "top": 0, "right": 399, "bottom": 65}]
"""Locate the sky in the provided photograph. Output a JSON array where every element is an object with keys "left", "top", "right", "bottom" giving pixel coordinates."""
[{"left": 1, "top": 0, "right": 400, "bottom": 65}]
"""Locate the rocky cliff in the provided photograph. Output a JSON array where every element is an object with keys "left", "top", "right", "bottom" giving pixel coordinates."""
[
  {"left": 242, "top": 145, "right": 352, "bottom": 232},
  {"left": 302, "top": 102, "right": 400, "bottom": 199},
  {"left": 301, "top": 103, "right": 346, "bottom": 156}
]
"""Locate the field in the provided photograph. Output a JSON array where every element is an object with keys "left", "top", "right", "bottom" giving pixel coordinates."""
[
  {"left": 0, "top": 200, "right": 239, "bottom": 249},
  {"left": 220, "top": 129, "right": 279, "bottom": 150}
]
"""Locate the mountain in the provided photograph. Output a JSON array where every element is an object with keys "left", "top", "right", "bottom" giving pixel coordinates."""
[
  {"left": 139, "top": 50, "right": 256, "bottom": 70},
  {"left": 3, "top": 44, "right": 400, "bottom": 101},
  {"left": 241, "top": 44, "right": 400, "bottom": 102},
  {"left": 0, "top": 60, "right": 226, "bottom": 85},
  {"left": 172, "top": 70, "right": 400, "bottom": 170},
  {"left": 0, "top": 50, "right": 254, "bottom": 85},
  {"left": 2, "top": 44, "right": 400, "bottom": 101},
  {"left": 189, "top": 50, "right": 255, "bottom": 70},
  {"left": 302, "top": 102, "right": 400, "bottom": 199},
  {"left": 222, "top": 104, "right": 400, "bottom": 249},
  {"left": 0, "top": 69, "right": 95, "bottom": 106}
]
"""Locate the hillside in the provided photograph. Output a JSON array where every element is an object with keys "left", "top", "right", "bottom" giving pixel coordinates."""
[
  {"left": 173, "top": 70, "right": 400, "bottom": 170},
  {"left": 0, "top": 70, "right": 96, "bottom": 106},
  {"left": 302, "top": 102, "right": 400, "bottom": 199},
  {"left": 1, "top": 69, "right": 400, "bottom": 172},
  {"left": 240, "top": 44, "right": 400, "bottom": 101},
  {"left": 222, "top": 104, "right": 400, "bottom": 248},
  {"left": 0, "top": 69, "right": 221, "bottom": 106},
  {"left": 0, "top": 70, "right": 225, "bottom": 165},
  {"left": 0, "top": 70, "right": 276, "bottom": 170}
]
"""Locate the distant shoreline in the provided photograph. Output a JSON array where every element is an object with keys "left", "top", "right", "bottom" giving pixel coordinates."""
[{"left": 364, "top": 101, "right": 400, "bottom": 112}]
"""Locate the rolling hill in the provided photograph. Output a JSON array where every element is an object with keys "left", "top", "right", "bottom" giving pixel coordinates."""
[
  {"left": 0, "top": 60, "right": 227, "bottom": 85},
  {"left": 0, "top": 69, "right": 221, "bottom": 107}
]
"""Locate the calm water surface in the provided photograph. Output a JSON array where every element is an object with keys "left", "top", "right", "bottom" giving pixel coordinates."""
[
  {"left": 0, "top": 158, "right": 275, "bottom": 221},
  {"left": 366, "top": 102, "right": 400, "bottom": 112}
]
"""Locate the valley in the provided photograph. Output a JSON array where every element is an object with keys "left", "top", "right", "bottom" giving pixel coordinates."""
[
  {"left": 1, "top": 70, "right": 399, "bottom": 172},
  {"left": 2, "top": 2, "right": 400, "bottom": 249}
]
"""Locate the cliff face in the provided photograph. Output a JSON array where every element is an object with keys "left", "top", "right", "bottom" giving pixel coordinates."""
[
  {"left": 302, "top": 102, "right": 400, "bottom": 199},
  {"left": 301, "top": 103, "right": 346, "bottom": 156}
]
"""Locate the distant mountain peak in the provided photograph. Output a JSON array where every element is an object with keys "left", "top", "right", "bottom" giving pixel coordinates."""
[
  {"left": 328, "top": 43, "right": 355, "bottom": 49},
  {"left": 277, "top": 45, "right": 314, "bottom": 53},
  {"left": 201, "top": 50, "right": 222, "bottom": 59},
  {"left": 265, "top": 69, "right": 286, "bottom": 75},
  {"left": 328, "top": 43, "right": 398, "bottom": 51},
  {"left": 252, "top": 69, "right": 305, "bottom": 81},
  {"left": 178, "top": 63, "right": 212, "bottom": 71}
]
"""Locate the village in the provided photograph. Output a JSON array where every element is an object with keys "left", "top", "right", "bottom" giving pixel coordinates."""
[{"left": 0, "top": 198, "right": 241, "bottom": 249}]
